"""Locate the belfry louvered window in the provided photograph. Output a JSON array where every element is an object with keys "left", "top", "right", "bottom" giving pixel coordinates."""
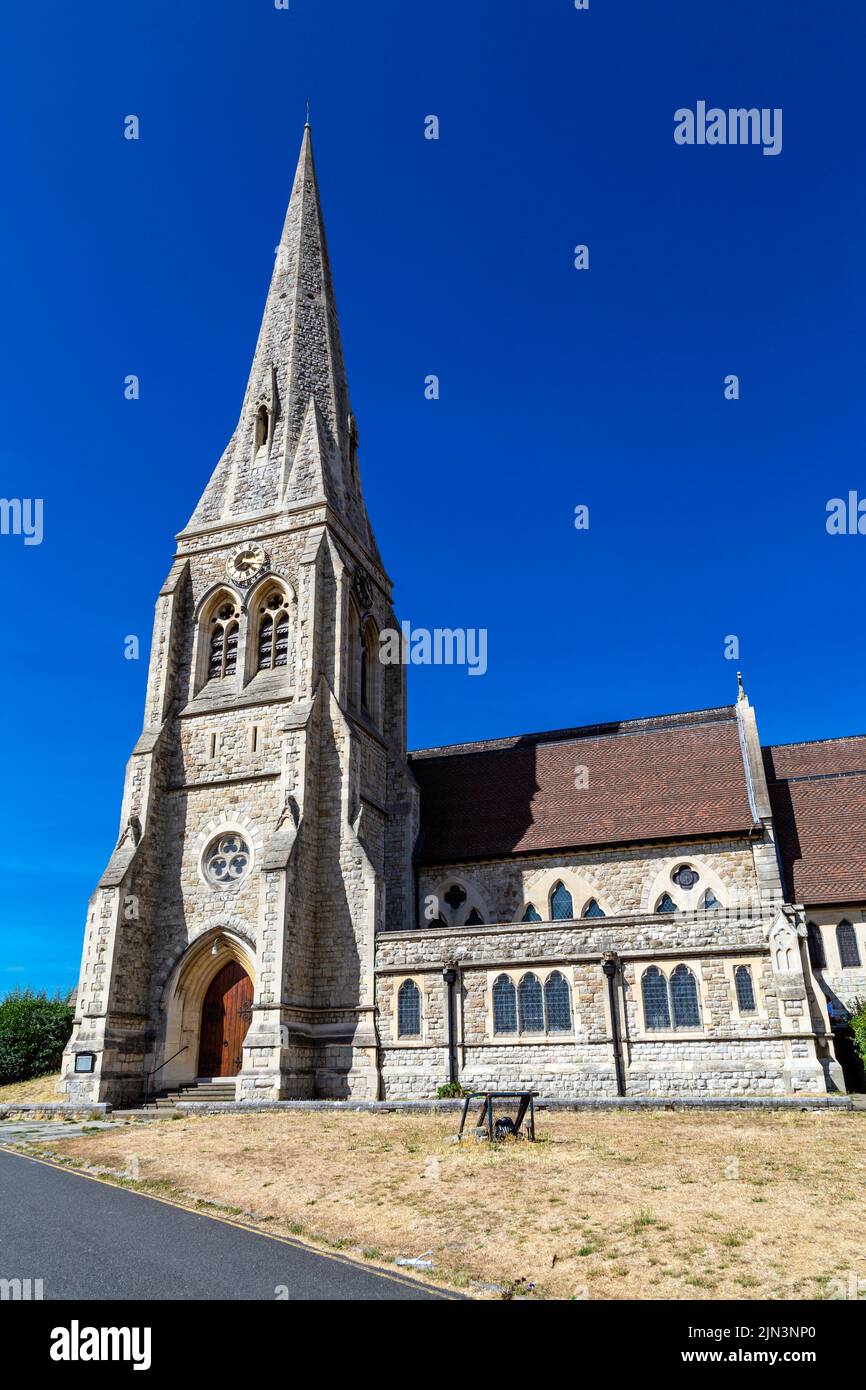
[
  {"left": 550, "top": 882, "right": 573, "bottom": 920},
  {"left": 257, "top": 592, "right": 291, "bottom": 672},
  {"left": 397, "top": 979, "right": 421, "bottom": 1037},
  {"left": 642, "top": 966, "right": 670, "bottom": 1029},
  {"left": 518, "top": 973, "right": 544, "bottom": 1033},
  {"left": 734, "top": 965, "right": 756, "bottom": 1013},
  {"left": 209, "top": 603, "right": 240, "bottom": 680},
  {"left": 837, "top": 921, "right": 861, "bottom": 969},
  {"left": 492, "top": 974, "right": 517, "bottom": 1034}
]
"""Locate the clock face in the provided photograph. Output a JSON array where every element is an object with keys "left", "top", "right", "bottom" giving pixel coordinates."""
[{"left": 226, "top": 545, "right": 267, "bottom": 586}]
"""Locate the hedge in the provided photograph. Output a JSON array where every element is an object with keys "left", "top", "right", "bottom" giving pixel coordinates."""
[{"left": 0, "top": 988, "right": 74, "bottom": 1085}]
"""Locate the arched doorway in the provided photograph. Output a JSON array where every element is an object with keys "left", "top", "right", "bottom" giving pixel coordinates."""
[{"left": 198, "top": 960, "right": 254, "bottom": 1077}]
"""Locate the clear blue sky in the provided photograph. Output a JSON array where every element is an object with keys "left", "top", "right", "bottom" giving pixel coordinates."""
[{"left": 2, "top": 0, "right": 864, "bottom": 991}]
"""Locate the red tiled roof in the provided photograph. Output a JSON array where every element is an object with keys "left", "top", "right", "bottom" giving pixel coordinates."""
[
  {"left": 409, "top": 706, "right": 756, "bottom": 865},
  {"left": 764, "top": 737, "right": 866, "bottom": 905}
]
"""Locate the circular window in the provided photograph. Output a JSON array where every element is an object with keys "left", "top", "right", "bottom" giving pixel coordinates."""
[
  {"left": 204, "top": 833, "right": 252, "bottom": 887},
  {"left": 672, "top": 865, "right": 699, "bottom": 890}
]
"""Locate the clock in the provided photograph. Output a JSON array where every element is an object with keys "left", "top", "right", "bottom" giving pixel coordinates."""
[{"left": 226, "top": 544, "right": 268, "bottom": 587}]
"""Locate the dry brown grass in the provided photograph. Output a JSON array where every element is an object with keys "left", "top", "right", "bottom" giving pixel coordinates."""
[
  {"left": 0, "top": 1072, "right": 62, "bottom": 1104},
  {"left": 38, "top": 1108, "right": 866, "bottom": 1300}
]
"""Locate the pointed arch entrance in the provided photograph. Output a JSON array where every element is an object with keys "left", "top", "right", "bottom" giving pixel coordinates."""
[
  {"left": 155, "top": 929, "right": 257, "bottom": 1090},
  {"left": 198, "top": 960, "right": 254, "bottom": 1077}
]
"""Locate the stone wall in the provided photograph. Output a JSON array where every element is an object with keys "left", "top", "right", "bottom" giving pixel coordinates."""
[{"left": 376, "top": 904, "right": 830, "bottom": 1100}]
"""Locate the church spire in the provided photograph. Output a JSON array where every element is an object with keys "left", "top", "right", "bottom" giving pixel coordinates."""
[{"left": 186, "top": 124, "right": 373, "bottom": 547}]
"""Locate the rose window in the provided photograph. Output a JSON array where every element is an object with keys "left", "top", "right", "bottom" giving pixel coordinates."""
[{"left": 204, "top": 833, "right": 251, "bottom": 887}]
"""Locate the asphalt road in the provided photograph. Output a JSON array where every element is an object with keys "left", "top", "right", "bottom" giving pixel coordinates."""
[{"left": 0, "top": 1147, "right": 454, "bottom": 1300}]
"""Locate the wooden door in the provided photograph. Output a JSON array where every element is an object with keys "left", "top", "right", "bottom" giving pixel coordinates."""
[{"left": 198, "top": 961, "right": 253, "bottom": 1077}]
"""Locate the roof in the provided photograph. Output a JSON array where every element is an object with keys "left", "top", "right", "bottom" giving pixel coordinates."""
[
  {"left": 409, "top": 705, "right": 757, "bottom": 865},
  {"left": 764, "top": 737, "right": 866, "bottom": 906}
]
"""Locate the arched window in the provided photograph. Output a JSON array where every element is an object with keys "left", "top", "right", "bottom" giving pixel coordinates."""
[
  {"left": 656, "top": 893, "right": 678, "bottom": 914},
  {"left": 208, "top": 601, "right": 240, "bottom": 680},
  {"left": 701, "top": 890, "right": 722, "bottom": 911},
  {"left": 807, "top": 922, "right": 826, "bottom": 971},
  {"left": 397, "top": 979, "right": 421, "bottom": 1037},
  {"left": 544, "top": 971, "right": 572, "bottom": 1032},
  {"left": 734, "top": 965, "right": 756, "bottom": 1013},
  {"left": 465, "top": 907, "right": 484, "bottom": 926},
  {"left": 550, "top": 882, "right": 574, "bottom": 921},
  {"left": 256, "top": 590, "right": 292, "bottom": 672},
  {"left": 670, "top": 964, "right": 701, "bottom": 1027},
  {"left": 642, "top": 966, "right": 670, "bottom": 1029},
  {"left": 837, "top": 920, "right": 861, "bottom": 969},
  {"left": 522, "top": 904, "right": 541, "bottom": 923},
  {"left": 360, "top": 620, "right": 379, "bottom": 720},
  {"left": 582, "top": 898, "right": 605, "bottom": 918},
  {"left": 492, "top": 974, "right": 517, "bottom": 1034},
  {"left": 255, "top": 404, "right": 269, "bottom": 449},
  {"left": 518, "top": 973, "right": 544, "bottom": 1033}
]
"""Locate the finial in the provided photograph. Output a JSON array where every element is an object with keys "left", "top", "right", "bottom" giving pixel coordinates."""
[
  {"left": 737, "top": 671, "right": 746, "bottom": 702},
  {"left": 305, "top": 98, "right": 311, "bottom": 129}
]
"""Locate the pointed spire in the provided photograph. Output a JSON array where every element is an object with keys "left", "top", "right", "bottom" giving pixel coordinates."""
[{"left": 186, "top": 124, "right": 372, "bottom": 545}]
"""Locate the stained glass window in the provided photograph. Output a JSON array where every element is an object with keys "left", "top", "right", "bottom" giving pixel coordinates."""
[
  {"left": 670, "top": 964, "right": 700, "bottom": 1027},
  {"left": 492, "top": 974, "right": 517, "bottom": 1034},
  {"left": 550, "top": 882, "right": 574, "bottom": 920},
  {"left": 518, "top": 973, "right": 544, "bottom": 1033},
  {"left": 702, "top": 890, "right": 721, "bottom": 911},
  {"left": 837, "top": 921, "right": 861, "bottom": 969},
  {"left": 672, "top": 865, "right": 699, "bottom": 890},
  {"left": 734, "top": 965, "right": 756, "bottom": 1013},
  {"left": 522, "top": 904, "right": 541, "bottom": 923},
  {"left": 656, "top": 893, "right": 678, "bottom": 914},
  {"left": 642, "top": 966, "right": 670, "bottom": 1029},
  {"left": 444, "top": 885, "right": 467, "bottom": 910},
  {"left": 544, "top": 971, "right": 572, "bottom": 1031},
  {"left": 582, "top": 898, "right": 605, "bottom": 918},
  {"left": 397, "top": 979, "right": 421, "bottom": 1037},
  {"left": 465, "top": 907, "right": 484, "bottom": 926}
]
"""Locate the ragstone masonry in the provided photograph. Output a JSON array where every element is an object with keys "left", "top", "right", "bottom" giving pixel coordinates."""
[{"left": 61, "top": 126, "right": 866, "bottom": 1106}]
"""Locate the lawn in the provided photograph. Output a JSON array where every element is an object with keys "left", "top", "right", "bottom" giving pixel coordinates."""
[
  {"left": 35, "top": 1108, "right": 865, "bottom": 1300},
  {"left": 0, "top": 1071, "right": 61, "bottom": 1103}
]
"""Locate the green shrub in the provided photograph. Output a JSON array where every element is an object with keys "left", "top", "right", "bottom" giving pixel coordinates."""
[
  {"left": 0, "top": 988, "right": 74, "bottom": 1084},
  {"left": 436, "top": 1081, "right": 468, "bottom": 1099},
  {"left": 850, "top": 998, "right": 866, "bottom": 1069}
]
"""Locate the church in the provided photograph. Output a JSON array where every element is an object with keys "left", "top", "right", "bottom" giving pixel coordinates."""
[{"left": 62, "top": 126, "right": 866, "bottom": 1107}]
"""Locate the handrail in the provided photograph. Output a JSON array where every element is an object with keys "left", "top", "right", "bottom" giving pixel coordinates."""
[{"left": 143, "top": 1045, "right": 188, "bottom": 1101}]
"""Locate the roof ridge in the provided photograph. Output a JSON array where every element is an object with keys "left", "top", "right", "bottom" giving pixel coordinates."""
[
  {"left": 409, "top": 705, "right": 738, "bottom": 761},
  {"left": 764, "top": 732, "right": 866, "bottom": 752}
]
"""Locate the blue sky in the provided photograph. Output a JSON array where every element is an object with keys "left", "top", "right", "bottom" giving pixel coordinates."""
[{"left": 2, "top": 0, "right": 864, "bottom": 991}]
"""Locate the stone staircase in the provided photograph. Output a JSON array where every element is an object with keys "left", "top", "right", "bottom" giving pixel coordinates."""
[{"left": 129, "top": 1079, "right": 238, "bottom": 1112}]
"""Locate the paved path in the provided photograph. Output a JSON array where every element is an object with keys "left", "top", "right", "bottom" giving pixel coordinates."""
[
  {"left": 0, "top": 1119, "right": 116, "bottom": 1144},
  {"left": 0, "top": 1147, "right": 454, "bottom": 1300}
]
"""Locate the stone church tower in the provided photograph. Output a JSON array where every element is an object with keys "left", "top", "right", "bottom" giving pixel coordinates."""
[{"left": 62, "top": 125, "right": 417, "bottom": 1104}]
